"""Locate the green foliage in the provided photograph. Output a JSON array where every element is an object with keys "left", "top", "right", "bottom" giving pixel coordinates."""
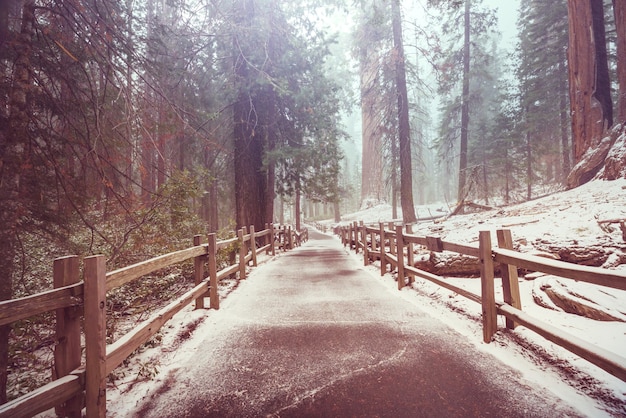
[
  {"left": 433, "top": 0, "right": 500, "bottom": 202},
  {"left": 514, "top": 0, "right": 570, "bottom": 186},
  {"left": 7, "top": 169, "right": 210, "bottom": 400},
  {"left": 230, "top": 0, "right": 347, "bottom": 207}
]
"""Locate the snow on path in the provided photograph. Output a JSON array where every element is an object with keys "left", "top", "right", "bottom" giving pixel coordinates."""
[{"left": 105, "top": 230, "right": 600, "bottom": 417}]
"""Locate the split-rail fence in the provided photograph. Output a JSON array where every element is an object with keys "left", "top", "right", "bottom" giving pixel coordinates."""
[
  {"left": 339, "top": 221, "right": 626, "bottom": 383},
  {"left": 0, "top": 224, "right": 307, "bottom": 418}
]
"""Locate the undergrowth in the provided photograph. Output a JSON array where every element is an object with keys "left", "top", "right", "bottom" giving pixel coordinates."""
[{"left": 6, "top": 173, "right": 240, "bottom": 401}]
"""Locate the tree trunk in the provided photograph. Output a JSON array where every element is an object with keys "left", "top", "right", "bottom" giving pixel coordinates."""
[
  {"left": 590, "top": 0, "right": 612, "bottom": 128},
  {"left": 504, "top": 148, "right": 510, "bottom": 204},
  {"left": 558, "top": 59, "right": 571, "bottom": 183},
  {"left": 359, "top": 46, "right": 384, "bottom": 206},
  {"left": 458, "top": 0, "right": 471, "bottom": 206},
  {"left": 0, "top": 0, "right": 35, "bottom": 403},
  {"left": 481, "top": 137, "right": 489, "bottom": 205},
  {"left": 234, "top": 89, "right": 268, "bottom": 231},
  {"left": 391, "top": 0, "right": 417, "bottom": 224},
  {"left": 391, "top": 134, "right": 398, "bottom": 220},
  {"left": 141, "top": 130, "right": 155, "bottom": 205},
  {"left": 614, "top": 0, "right": 626, "bottom": 123},
  {"left": 295, "top": 187, "right": 301, "bottom": 231},
  {"left": 233, "top": 0, "right": 271, "bottom": 232},
  {"left": 526, "top": 128, "right": 532, "bottom": 200},
  {"left": 208, "top": 178, "right": 219, "bottom": 232},
  {"left": 566, "top": 0, "right": 613, "bottom": 186}
]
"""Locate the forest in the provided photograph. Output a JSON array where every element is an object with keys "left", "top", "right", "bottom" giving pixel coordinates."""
[{"left": 1, "top": 0, "right": 625, "bottom": 404}]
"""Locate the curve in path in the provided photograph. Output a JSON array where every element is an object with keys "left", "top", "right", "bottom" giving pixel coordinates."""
[{"left": 129, "top": 229, "right": 579, "bottom": 417}]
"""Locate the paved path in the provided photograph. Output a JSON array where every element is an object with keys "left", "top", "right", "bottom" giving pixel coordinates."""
[{"left": 133, "top": 229, "right": 578, "bottom": 417}]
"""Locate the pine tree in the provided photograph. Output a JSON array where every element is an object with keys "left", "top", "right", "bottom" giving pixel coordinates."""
[
  {"left": 515, "top": 0, "right": 570, "bottom": 193},
  {"left": 354, "top": 0, "right": 389, "bottom": 208},
  {"left": 432, "top": 0, "right": 497, "bottom": 205}
]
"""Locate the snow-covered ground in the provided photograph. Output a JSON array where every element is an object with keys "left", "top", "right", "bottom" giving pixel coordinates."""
[
  {"left": 35, "top": 179, "right": 626, "bottom": 417},
  {"left": 326, "top": 178, "right": 626, "bottom": 416}
]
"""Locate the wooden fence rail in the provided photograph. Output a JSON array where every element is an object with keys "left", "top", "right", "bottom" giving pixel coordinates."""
[
  {"left": 339, "top": 220, "right": 626, "bottom": 382},
  {"left": 0, "top": 223, "right": 307, "bottom": 418}
]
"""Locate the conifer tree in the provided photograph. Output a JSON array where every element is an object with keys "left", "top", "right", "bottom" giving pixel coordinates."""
[
  {"left": 515, "top": 0, "right": 570, "bottom": 191},
  {"left": 432, "top": 0, "right": 497, "bottom": 205}
]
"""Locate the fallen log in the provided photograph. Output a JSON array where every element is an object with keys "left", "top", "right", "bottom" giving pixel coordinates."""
[{"left": 533, "top": 277, "right": 626, "bottom": 322}]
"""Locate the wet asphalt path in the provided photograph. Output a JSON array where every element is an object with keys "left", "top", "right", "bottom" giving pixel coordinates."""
[{"left": 133, "top": 229, "right": 578, "bottom": 417}]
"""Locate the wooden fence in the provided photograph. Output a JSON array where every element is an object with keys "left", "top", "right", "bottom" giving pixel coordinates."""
[
  {"left": 0, "top": 224, "right": 307, "bottom": 418},
  {"left": 339, "top": 220, "right": 626, "bottom": 382}
]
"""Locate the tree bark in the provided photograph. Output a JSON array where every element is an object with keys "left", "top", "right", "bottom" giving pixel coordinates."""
[
  {"left": 391, "top": 0, "right": 417, "bottom": 223},
  {"left": 234, "top": 88, "right": 269, "bottom": 231},
  {"left": 590, "top": 0, "right": 612, "bottom": 127},
  {"left": 614, "top": 0, "right": 626, "bottom": 123},
  {"left": 558, "top": 59, "right": 571, "bottom": 183},
  {"left": 391, "top": 133, "right": 398, "bottom": 220},
  {"left": 233, "top": 0, "right": 273, "bottom": 232},
  {"left": 526, "top": 129, "right": 532, "bottom": 200},
  {"left": 458, "top": 0, "right": 471, "bottom": 207},
  {"left": 295, "top": 187, "right": 301, "bottom": 231},
  {"left": 359, "top": 46, "right": 384, "bottom": 206},
  {"left": 567, "top": 0, "right": 612, "bottom": 173}
]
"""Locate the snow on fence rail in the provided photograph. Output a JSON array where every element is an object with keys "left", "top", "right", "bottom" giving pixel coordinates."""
[
  {"left": 0, "top": 224, "right": 307, "bottom": 418},
  {"left": 339, "top": 220, "right": 626, "bottom": 383}
]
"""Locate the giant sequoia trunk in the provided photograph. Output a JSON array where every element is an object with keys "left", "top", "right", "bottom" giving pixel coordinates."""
[
  {"left": 233, "top": 87, "right": 272, "bottom": 231},
  {"left": 566, "top": 0, "right": 614, "bottom": 187},
  {"left": 359, "top": 46, "right": 384, "bottom": 206},
  {"left": 391, "top": 0, "right": 417, "bottom": 224},
  {"left": 233, "top": 0, "right": 275, "bottom": 231},
  {"left": 558, "top": 59, "right": 571, "bottom": 182}
]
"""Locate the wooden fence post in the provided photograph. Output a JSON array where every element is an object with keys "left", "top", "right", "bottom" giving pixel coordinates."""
[
  {"left": 353, "top": 221, "right": 359, "bottom": 254},
  {"left": 379, "top": 222, "right": 387, "bottom": 276},
  {"left": 362, "top": 222, "right": 369, "bottom": 266},
  {"left": 250, "top": 225, "right": 258, "bottom": 266},
  {"left": 238, "top": 228, "right": 247, "bottom": 280},
  {"left": 388, "top": 222, "right": 396, "bottom": 256},
  {"left": 406, "top": 224, "right": 415, "bottom": 284},
  {"left": 207, "top": 233, "right": 219, "bottom": 310},
  {"left": 478, "top": 231, "right": 497, "bottom": 343},
  {"left": 369, "top": 227, "right": 377, "bottom": 266},
  {"left": 288, "top": 226, "right": 293, "bottom": 249},
  {"left": 53, "top": 255, "right": 82, "bottom": 418},
  {"left": 496, "top": 229, "right": 522, "bottom": 329},
  {"left": 84, "top": 255, "right": 107, "bottom": 418},
  {"left": 193, "top": 235, "right": 206, "bottom": 310},
  {"left": 241, "top": 226, "right": 248, "bottom": 259},
  {"left": 396, "top": 225, "right": 405, "bottom": 290},
  {"left": 271, "top": 224, "right": 276, "bottom": 256},
  {"left": 265, "top": 223, "right": 272, "bottom": 255}
]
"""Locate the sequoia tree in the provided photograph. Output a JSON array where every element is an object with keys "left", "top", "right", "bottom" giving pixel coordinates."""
[
  {"left": 391, "top": 0, "right": 417, "bottom": 223},
  {"left": 566, "top": 0, "right": 621, "bottom": 186},
  {"left": 356, "top": 1, "right": 387, "bottom": 207}
]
